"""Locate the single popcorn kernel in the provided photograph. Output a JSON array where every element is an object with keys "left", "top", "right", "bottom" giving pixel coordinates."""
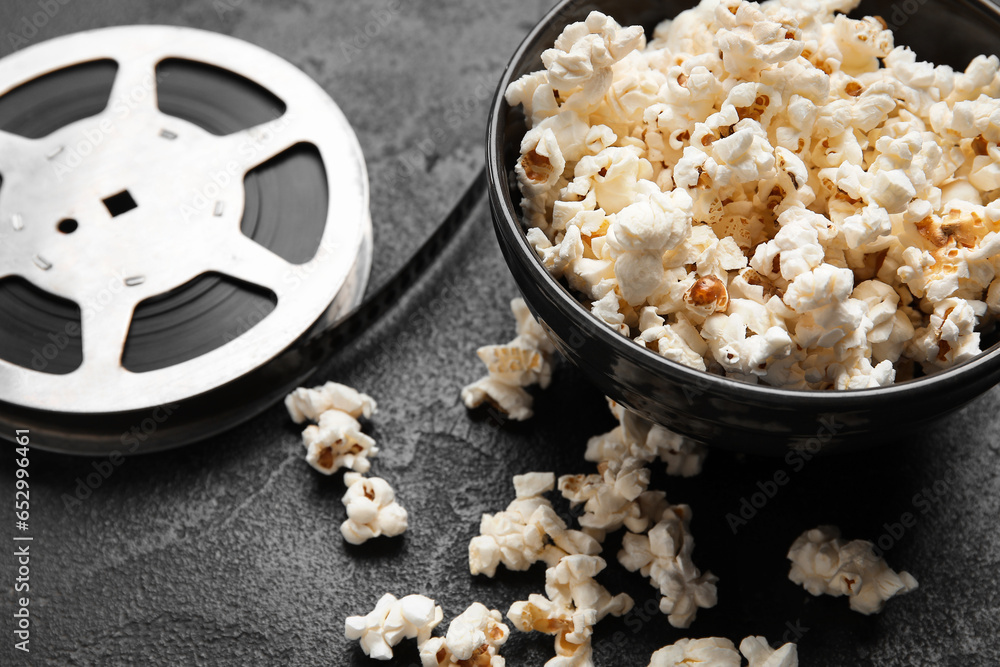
[
  {"left": 341, "top": 473, "right": 409, "bottom": 545},
  {"left": 462, "top": 298, "right": 554, "bottom": 421}
]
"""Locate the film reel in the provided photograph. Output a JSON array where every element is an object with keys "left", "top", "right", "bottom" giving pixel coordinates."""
[{"left": 0, "top": 26, "right": 373, "bottom": 454}]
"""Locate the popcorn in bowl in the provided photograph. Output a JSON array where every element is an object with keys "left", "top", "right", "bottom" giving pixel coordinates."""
[{"left": 506, "top": 0, "right": 1000, "bottom": 390}]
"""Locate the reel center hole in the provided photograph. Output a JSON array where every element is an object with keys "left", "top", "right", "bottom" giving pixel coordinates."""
[
  {"left": 57, "top": 219, "right": 78, "bottom": 234},
  {"left": 103, "top": 190, "right": 138, "bottom": 217}
]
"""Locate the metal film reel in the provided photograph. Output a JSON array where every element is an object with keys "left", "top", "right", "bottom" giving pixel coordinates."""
[{"left": 0, "top": 26, "right": 373, "bottom": 454}]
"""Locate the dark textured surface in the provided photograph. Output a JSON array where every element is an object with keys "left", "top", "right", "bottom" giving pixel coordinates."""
[{"left": 0, "top": 1, "right": 999, "bottom": 665}]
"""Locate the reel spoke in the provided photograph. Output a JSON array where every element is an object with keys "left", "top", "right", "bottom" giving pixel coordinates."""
[
  {"left": 107, "top": 56, "right": 161, "bottom": 114},
  {"left": 80, "top": 297, "right": 136, "bottom": 375},
  {"left": 210, "top": 232, "right": 298, "bottom": 296},
  {"left": 0, "top": 130, "right": 37, "bottom": 173},
  {"left": 221, "top": 113, "right": 315, "bottom": 175}
]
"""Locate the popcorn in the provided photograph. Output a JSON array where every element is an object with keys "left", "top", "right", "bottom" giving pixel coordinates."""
[
  {"left": 302, "top": 409, "right": 379, "bottom": 475},
  {"left": 648, "top": 636, "right": 799, "bottom": 667},
  {"left": 475, "top": 338, "right": 552, "bottom": 388},
  {"left": 561, "top": 414, "right": 670, "bottom": 545},
  {"left": 988, "top": 277, "right": 1000, "bottom": 313},
  {"left": 506, "top": 0, "right": 1000, "bottom": 389},
  {"left": 420, "top": 603, "right": 510, "bottom": 667},
  {"left": 909, "top": 297, "right": 987, "bottom": 368},
  {"left": 285, "top": 381, "right": 377, "bottom": 424},
  {"left": 840, "top": 203, "right": 892, "bottom": 249},
  {"left": 462, "top": 298, "right": 554, "bottom": 421},
  {"left": 787, "top": 525, "right": 919, "bottom": 614},
  {"left": 559, "top": 456, "right": 657, "bottom": 536},
  {"left": 345, "top": 593, "right": 443, "bottom": 660},
  {"left": 341, "top": 473, "right": 408, "bottom": 545},
  {"left": 585, "top": 399, "right": 708, "bottom": 477},
  {"left": 461, "top": 378, "right": 534, "bottom": 422},
  {"left": 647, "top": 424, "right": 707, "bottom": 477},
  {"left": 470, "top": 473, "right": 600, "bottom": 578},
  {"left": 540, "top": 11, "right": 645, "bottom": 112},
  {"left": 618, "top": 505, "right": 718, "bottom": 628},
  {"left": 647, "top": 637, "right": 740, "bottom": 667},
  {"left": 870, "top": 169, "right": 916, "bottom": 214},
  {"left": 739, "top": 636, "right": 799, "bottom": 667},
  {"left": 609, "top": 187, "right": 694, "bottom": 304},
  {"left": 507, "top": 555, "right": 633, "bottom": 666}
]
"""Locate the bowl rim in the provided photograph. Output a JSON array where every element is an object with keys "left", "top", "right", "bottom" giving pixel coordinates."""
[{"left": 486, "top": 0, "right": 1000, "bottom": 407}]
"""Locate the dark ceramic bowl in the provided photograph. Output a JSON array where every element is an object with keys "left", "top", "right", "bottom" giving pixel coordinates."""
[{"left": 488, "top": 0, "right": 1000, "bottom": 454}]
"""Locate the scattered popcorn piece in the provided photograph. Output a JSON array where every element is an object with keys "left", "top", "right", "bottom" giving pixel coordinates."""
[
  {"left": 461, "top": 377, "right": 535, "bottom": 422},
  {"left": 345, "top": 593, "right": 443, "bottom": 660},
  {"left": 603, "top": 398, "right": 708, "bottom": 477},
  {"left": 341, "top": 473, "right": 409, "bottom": 545},
  {"left": 420, "top": 603, "right": 510, "bottom": 667},
  {"left": 618, "top": 505, "right": 718, "bottom": 628},
  {"left": 787, "top": 525, "right": 919, "bottom": 614},
  {"left": 505, "top": 0, "right": 1000, "bottom": 389},
  {"left": 302, "top": 409, "right": 379, "bottom": 475},
  {"left": 559, "top": 456, "right": 654, "bottom": 536},
  {"left": 470, "top": 473, "right": 600, "bottom": 577},
  {"left": 507, "top": 555, "right": 633, "bottom": 667},
  {"left": 285, "top": 381, "right": 377, "bottom": 424},
  {"left": 739, "top": 636, "right": 799, "bottom": 667},
  {"left": 647, "top": 637, "right": 740, "bottom": 667},
  {"left": 650, "top": 424, "right": 707, "bottom": 476},
  {"left": 540, "top": 11, "right": 645, "bottom": 113},
  {"left": 647, "top": 636, "right": 798, "bottom": 667},
  {"left": 462, "top": 298, "right": 554, "bottom": 421}
]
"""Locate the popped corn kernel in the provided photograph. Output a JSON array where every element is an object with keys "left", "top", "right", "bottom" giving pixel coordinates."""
[
  {"left": 647, "top": 637, "right": 741, "bottom": 667},
  {"left": 740, "top": 636, "right": 799, "bottom": 667},
  {"left": 341, "top": 473, "right": 409, "bottom": 545},
  {"left": 470, "top": 473, "right": 600, "bottom": 578},
  {"left": 618, "top": 505, "right": 718, "bottom": 628},
  {"left": 787, "top": 525, "right": 919, "bottom": 614},
  {"left": 462, "top": 298, "right": 554, "bottom": 421},
  {"left": 420, "top": 603, "right": 510, "bottom": 667},
  {"left": 285, "top": 380, "right": 377, "bottom": 424},
  {"left": 647, "top": 636, "right": 798, "bottom": 667},
  {"left": 507, "top": 555, "right": 633, "bottom": 667},
  {"left": 302, "top": 409, "right": 379, "bottom": 475},
  {"left": 345, "top": 593, "right": 443, "bottom": 660}
]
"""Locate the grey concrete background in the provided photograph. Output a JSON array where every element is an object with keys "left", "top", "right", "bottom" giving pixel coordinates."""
[{"left": 0, "top": 0, "right": 998, "bottom": 665}]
